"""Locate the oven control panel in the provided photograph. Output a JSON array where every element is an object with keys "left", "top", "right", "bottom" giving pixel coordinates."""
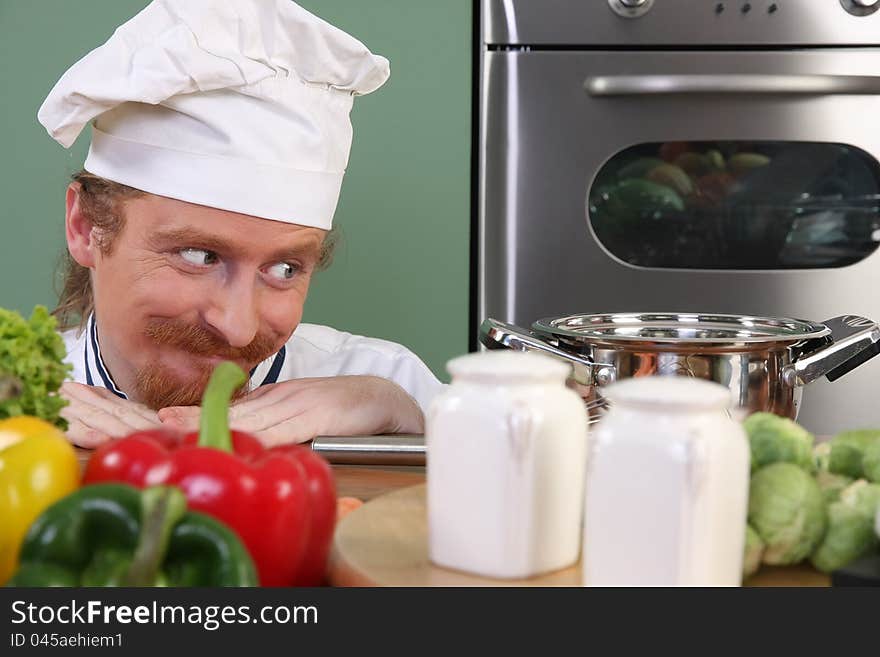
[
  {"left": 485, "top": 0, "right": 880, "bottom": 46},
  {"left": 608, "top": 0, "right": 879, "bottom": 20}
]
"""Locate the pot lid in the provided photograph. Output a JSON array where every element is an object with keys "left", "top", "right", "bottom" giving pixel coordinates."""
[{"left": 533, "top": 312, "right": 831, "bottom": 346}]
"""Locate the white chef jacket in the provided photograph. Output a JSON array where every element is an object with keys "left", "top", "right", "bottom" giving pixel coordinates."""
[{"left": 61, "top": 314, "right": 446, "bottom": 413}]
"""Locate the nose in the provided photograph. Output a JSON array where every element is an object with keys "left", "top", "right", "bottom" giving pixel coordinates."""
[{"left": 202, "top": 275, "right": 259, "bottom": 348}]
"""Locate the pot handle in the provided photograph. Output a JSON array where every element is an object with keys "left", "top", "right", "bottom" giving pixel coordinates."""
[
  {"left": 479, "top": 318, "right": 606, "bottom": 387},
  {"left": 783, "top": 315, "right": 880, "bottom": 386}
]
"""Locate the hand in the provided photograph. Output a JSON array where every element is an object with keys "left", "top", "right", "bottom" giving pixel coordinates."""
[
  {"left": 157, "top": 375, "right": 425, "bottom": 446},
  {"left": 59, "top": 382, "right": 163, "bottom": 448}
]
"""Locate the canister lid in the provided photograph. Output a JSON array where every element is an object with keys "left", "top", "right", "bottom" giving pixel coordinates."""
[
  {"left": 601, "top": 376, "right": 733, "bottom": 411},
  {"left": 446, "top": 351, "right": 571, "bottom": 383}
]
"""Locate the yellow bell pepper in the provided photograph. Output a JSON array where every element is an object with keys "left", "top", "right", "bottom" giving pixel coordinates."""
[{"left": 0, "top": 416, "right": 79, "bottom": 584}]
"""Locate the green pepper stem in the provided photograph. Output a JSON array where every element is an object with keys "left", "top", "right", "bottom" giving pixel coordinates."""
[
  {"left": 123, "top": 486, "right": 188, "bottom": 587},
  {"left": 197, "top": 361, "right": 247, "bottom": 452}
]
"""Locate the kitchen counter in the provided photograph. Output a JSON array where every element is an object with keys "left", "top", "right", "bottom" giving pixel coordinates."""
[{"left": 74, "top": 448, "right": 831, "bottom": 587}]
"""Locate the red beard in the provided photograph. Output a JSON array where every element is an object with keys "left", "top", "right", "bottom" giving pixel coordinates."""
[{"left": 134, "top": 318, "right": 279, "bottom": 410}]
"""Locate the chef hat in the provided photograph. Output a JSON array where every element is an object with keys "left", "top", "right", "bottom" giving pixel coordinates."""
[{"left": 37, "top": 0, "right": 390, "bottom": 230}]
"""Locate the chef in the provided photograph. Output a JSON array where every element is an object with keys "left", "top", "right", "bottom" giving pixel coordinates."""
[{"left": 38, "top": 0, "right": 444, "bottom": 447}]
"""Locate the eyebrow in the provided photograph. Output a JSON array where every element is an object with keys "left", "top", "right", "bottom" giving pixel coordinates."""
[{"left": 150, "top": 227, "right": 323, "bottom": 264}]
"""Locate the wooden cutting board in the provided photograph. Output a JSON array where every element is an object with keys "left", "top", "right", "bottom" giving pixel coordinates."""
[{"left": 328, "top": 484, "right": 830, "bottom": 587}]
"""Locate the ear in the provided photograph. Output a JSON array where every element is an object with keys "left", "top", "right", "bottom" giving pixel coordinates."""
[{"left": 65, "top": 182, "right": 96, "bottom": 268}]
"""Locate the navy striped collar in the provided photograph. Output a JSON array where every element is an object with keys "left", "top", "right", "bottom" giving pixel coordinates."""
[
  {"left": 83, "top": 313, "right": 286, "bottom": 398},
  {"left": 83, "top": 314, "right": 127, "bottom": 399}
]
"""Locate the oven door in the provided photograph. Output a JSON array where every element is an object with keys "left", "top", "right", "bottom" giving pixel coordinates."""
[{"left": 479, "top": 49, "right": 880, "bottom": 433}]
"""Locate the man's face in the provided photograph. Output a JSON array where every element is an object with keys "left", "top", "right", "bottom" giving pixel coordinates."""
[{"left": 88, "top": 193, "right": 326, "bottom": 410}]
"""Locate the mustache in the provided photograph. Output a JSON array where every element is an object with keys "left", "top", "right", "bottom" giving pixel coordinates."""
[{"left": 143, "top": 318, "right": 278, "bottom": 364}]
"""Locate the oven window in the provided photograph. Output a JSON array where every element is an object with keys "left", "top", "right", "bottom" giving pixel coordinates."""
[{"left": 587, "top": 141, "right": 880, "bottom": 269}]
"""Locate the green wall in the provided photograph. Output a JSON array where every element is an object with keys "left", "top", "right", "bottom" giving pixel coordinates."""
[{"left": 0, "top": 0, "right": 471, "bottom": 382}]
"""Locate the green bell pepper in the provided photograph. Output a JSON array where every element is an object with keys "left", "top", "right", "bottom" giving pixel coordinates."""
[{"left": 6, "top": 483, "right": 257, "bottom": 587}]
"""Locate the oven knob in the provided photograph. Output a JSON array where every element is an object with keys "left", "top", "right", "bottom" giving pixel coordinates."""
[
  {"left": 841, "top": 0, "right": 880, "bottom": 15},
  {"left": 608, "top": 0, "right": 655, "bottom": 18}
]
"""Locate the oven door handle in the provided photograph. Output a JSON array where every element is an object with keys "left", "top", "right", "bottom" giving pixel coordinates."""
[{"left": 585, "top": 74, "right": 880, "bottom": 97}]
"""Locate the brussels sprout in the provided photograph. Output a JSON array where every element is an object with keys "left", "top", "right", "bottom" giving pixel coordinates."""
[
  {"left": 743, "top": 412, "right": 814, "bottom": 474},
  {"left": 833, "top": 429, "right": 880, "bottom": 448},
  {"left": 810, "top": 504, "right": 876, "bottom": 573},
  {"left": 815, "top": 469, "right": 854, "bottom": 505},
  {"left": 809, "top": 480, "right": 880, "bottom": 573},
  {"left": 840, "top": 478, "right": 880, "bottom": 515},
  {"left": 748, "top": 463, "right": 827, "bottom": 565},
  {"left": 827, "top": 429, "right": 880, "bottom": 479},
  {"left": 862, "top": 441, "right": 880, "bottom": 484},
  {"left": 742, "top": 525, "right": 764, "bottom": 581},
  {"left": 829, "top": 442, "right": 864, "bottom": 479}
]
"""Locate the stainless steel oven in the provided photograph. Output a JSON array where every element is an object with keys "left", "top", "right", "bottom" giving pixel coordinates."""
[{"left": 477, "top": 0, "right": 880, "bottom": 433}]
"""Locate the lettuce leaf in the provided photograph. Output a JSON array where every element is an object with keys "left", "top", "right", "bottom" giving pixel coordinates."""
[{"left": 0, "top": 305, "right": 70, "bottom": 427}]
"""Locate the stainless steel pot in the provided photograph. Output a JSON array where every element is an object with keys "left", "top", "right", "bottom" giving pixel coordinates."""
[{"left": 480, "top": 313, "right": 880, "bottom": 423}]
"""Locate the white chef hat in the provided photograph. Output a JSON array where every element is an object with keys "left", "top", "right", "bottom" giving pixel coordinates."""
[{"left": 37, "top": 0, "right": 390, "bottom": 230}]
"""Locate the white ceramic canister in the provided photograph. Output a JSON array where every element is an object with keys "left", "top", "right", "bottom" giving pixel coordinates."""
[
  {"left": 582, "top": 377, "right": 750, "bottom": 587},
  {"left": 426, "top": 351, "right": 589, "bottom": 579}
]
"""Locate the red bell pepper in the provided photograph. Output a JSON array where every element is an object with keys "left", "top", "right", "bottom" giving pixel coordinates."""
[{"left": 83, "top": 362, "right": 337, "bottom": 586}]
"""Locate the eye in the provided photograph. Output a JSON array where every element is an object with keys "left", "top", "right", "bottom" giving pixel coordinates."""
[
  {"left": 265, "top": 262, "right": 300, "bottom": 281},
  {"left": 179, "top": 248, "right": 219, "bottom": 266}
]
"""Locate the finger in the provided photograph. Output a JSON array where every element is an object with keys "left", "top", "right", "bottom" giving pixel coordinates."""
[
  {"left": 231, "top": 383, "right": 299, "bottom": 415},
  {"left": 228, "top": 395, "right": 313, "bottom": 433},
  {"left": 66, "top": 382, "right": 119, "bottom": 399},
  {"left": 233, "top": 378, "right": 343, "bottom": 413},
  {"left": 251, "top": 417, "right": 317, "bottom": 447},
  {"left": 68, "top": 386, "right": 161, "bottom": 426},
  {"left": 226, "top": 388, "right": 306, "bottom": 430},
  {"left": 157, "top": 406, "right": 201, "bottom": 420},
  {"left": 236, "top": 383, "right": 278, "bottom": 403},
  {"left": 230, "top": 378, "right": 385, "bottom": 436},
  {"left": 63, "top": 418, "right": 112, "bottom": 448},
  {"left": 81, "top": 387, "right": 161, "bottom": 426},
  {"left": 60, "top": 398, "right": 141, "bottom": 438},
  {"left": 157, "top": 406, "right": 201, "bottom": 432},
  {"left": 61, "top": 382, "right": 160, "bottom": 427}
]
